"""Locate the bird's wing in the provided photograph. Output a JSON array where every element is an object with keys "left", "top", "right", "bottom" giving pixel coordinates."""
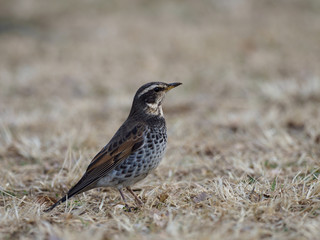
[
  {"left": 44, "top": 122, "right": 146, "bottom": 212},
  {"left": 65, "top": 123, "right": 146, "bottom": 197}
]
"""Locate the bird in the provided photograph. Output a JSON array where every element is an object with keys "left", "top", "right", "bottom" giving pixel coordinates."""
[{"left": 44, "top": 82, "right": 182, "bottom": 212}]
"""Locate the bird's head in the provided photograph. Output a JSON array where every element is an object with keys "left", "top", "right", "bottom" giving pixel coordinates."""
[{"left": 129, "top": 82, "right": 182, "bottom": 117}]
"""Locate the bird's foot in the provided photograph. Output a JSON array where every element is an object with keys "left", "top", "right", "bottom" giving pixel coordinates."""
[
  {"left": 126, "top": 187, "right": 144, "bottom": 206},
  {"left": 123, "top": 204, "right": 138, "bottom": 212}
]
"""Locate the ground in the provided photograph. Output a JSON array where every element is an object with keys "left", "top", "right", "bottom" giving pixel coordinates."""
[{"left": 0, "top": 0, "right": 320, "bottom": 239}]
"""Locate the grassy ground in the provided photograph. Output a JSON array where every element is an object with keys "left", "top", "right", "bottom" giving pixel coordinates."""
[{"left": 1, "top": 0, "right": 320, "bottom": 239}]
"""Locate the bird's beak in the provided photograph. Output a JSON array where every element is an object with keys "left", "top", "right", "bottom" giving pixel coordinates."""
[{"left": 165, "top": 82, "right": 182, "bottom": 91}]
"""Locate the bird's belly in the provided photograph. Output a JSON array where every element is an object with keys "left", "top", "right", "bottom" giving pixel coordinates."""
[{"left": 97, "top": 137, "right": 167, "bottom": 189}]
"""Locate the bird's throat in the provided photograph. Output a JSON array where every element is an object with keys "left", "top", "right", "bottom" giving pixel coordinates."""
[{"left": 146, "top": 103, "right": 163, "bottom": 116}]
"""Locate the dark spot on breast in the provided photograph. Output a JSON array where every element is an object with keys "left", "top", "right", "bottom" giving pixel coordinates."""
[
  {"left": 148, "top": 143, "right": 153, "bottom": 148},
  {"left": 117, "top": 179, "right": 126, "bottom": 184}
]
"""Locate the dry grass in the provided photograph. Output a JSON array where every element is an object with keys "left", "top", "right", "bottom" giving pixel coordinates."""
[{"left": 1, "top": 0, "right": 320, "bottom": 239}]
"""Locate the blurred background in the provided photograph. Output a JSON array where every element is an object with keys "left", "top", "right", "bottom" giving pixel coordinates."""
[
  {"left": 1, "top": 1, "right": 320, "bottom": 239},
  {"left": 1, "top": 0, "right": 320, "bottom": 169},
  {"left": 1, "top": 0, "right": 320, "bottom": 154},
  {"left": 1, "top": 0, "right": 320, "bottom": 130},
  {"left": 1, "top": 0, "right": 320, "bottom": 167}
]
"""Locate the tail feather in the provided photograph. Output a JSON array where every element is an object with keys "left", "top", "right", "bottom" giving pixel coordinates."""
[
  {"left": 44, "top": 178, "right": 96, "bottom": 212},
  {"left": 44, "top": 195, "right": 67, "bottom": 212}
]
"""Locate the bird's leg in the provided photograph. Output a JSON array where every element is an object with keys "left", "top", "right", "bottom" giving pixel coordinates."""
[
  {"left": 118, "top": 189, "right": 127, "bottom": 205},
  {"left": 118, "top": 189, "right": 132, "bottom": 211},
  {"left": 126, "top": 187, "right": 143, "bottom": 206}
]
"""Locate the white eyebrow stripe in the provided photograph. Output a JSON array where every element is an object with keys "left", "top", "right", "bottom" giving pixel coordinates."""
[{"left": 137, "top": 85, "right": 158, "bottom": 98}]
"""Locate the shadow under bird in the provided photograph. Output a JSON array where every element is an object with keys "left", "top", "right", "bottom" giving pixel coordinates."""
[{"left": 45, "top": 82, "right": 182, "bottom": 211}]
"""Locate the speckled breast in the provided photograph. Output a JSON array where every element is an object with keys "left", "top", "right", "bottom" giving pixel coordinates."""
[{"left": 98, "top": 126, "right": 167, "bottom": 188}]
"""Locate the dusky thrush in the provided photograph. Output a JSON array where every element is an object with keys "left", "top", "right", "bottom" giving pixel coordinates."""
[{"left": 45, "top": 82, "right": 181, "bottom": 211}]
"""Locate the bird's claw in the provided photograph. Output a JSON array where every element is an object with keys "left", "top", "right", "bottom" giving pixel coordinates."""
[{"left": 123, "top": 204, "right": 138, "bottom": 212}]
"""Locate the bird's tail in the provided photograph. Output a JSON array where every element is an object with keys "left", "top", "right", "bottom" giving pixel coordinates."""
[
  {"left": 43, "top": 195, "right": 68, "bottom": 212},
  {"left": 43, "top": 178, "right": 96, "bottom": 212}
]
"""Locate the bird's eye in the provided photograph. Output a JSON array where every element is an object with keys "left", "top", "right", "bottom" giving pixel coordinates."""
[{"left": 154, "top": 87, "right": 160, "bottom": 92}]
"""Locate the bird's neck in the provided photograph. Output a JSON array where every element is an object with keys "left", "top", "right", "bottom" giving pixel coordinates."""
[
  {"left": 129, "top": 99, "right": 164, "bottom": 118},
  {"left": 128, "top": 104, "right": 165, "bottom": 127},
  {"left": 145, "top": 103, "right": 163, "bottom": 116}
]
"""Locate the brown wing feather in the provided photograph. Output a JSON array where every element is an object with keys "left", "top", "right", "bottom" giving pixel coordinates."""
[
  {"left": 86, "top": 123, "right": 144, "bottom": 172},
  {"left": 44, "top": 122, "right": 146, "bottom": 212},
  {"left": 63, "top": 122, "right": 146, "bottom": 198}
]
